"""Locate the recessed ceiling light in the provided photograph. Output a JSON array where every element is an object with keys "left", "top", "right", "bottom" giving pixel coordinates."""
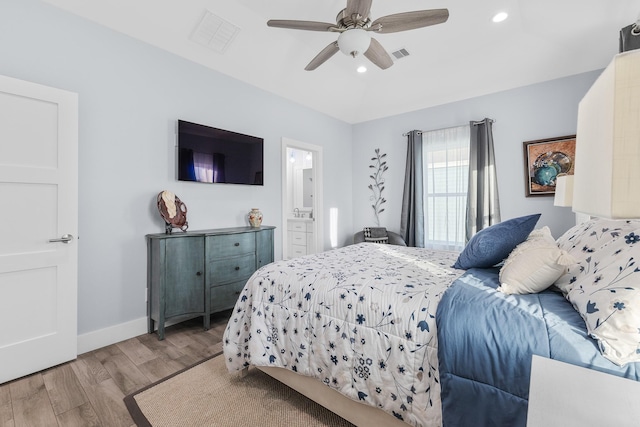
[
  {"left": 492, "top": 12, "right": 508, "bottom": 23},
  {"left": 357, "top": 65, "right": 367, "bottom": 73}
]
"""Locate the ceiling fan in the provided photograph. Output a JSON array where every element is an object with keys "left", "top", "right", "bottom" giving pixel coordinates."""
[{"left": 267, "top": 0, "right": 449, "bottom": 71}]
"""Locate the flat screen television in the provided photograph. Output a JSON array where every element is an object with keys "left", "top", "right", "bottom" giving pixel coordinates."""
[{"left": 177, "top": 120, "right": 264, "bottom": 185}]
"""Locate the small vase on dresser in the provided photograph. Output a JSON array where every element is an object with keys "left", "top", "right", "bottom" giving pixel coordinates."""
[{"left": 248, "top": 208, "right": 263, "bottom": 227}]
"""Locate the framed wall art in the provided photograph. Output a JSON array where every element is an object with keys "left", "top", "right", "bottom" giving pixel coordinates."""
[{"left": 523, "top": 135, "right": 576, "bottom": 197}]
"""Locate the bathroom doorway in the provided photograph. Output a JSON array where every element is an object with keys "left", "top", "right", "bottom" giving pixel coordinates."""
[{"left": 281, "top": 138, "right": 323, "bottom": 259}]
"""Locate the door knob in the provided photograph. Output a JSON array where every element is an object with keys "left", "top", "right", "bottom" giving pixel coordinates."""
[{"left": 48, "top": 234, "right": 74, "bottom": 244}]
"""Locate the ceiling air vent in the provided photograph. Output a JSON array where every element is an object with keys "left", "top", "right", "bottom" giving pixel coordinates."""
[
  {"left": 391, "top": 48, "right": 410, "bottom": 60},
  {"left": 190, "top": 10, "right": 240, "bottom": 54}
]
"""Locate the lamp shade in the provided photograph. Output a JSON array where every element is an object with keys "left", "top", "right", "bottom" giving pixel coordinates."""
[
  {"left": 573, "top": 49, "right": 640, "bottom": 219},
  {"left": 554, "top": 175, "right": 574, "bottom": 207},
  {"left": 338, "top": 29, "right": 371, "bottom": 57}
]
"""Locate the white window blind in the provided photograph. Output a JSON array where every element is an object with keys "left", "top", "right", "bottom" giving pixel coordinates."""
[{"left": 422, "top": 125, "right": 470, "bottom": 251}]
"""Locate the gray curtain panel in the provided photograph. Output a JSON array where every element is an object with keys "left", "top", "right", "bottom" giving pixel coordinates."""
[
  {"left": 466, "top": 118, "right": 501, "bottom": 242},
  {"left": 400, "top": 130, "right": 424, "bottom": 247}
]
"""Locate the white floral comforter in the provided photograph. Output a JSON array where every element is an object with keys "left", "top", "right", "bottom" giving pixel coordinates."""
[{"left": 223, "top": 243, "right": 463, "bottom": 427}]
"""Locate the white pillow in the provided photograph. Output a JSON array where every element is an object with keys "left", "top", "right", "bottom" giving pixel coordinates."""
[
  {"left": 498, "top": 227, "right": 575, "bottom": 295},
  {"left": 554, "top": 218, "right": 640, "bottom": 293},
  {"left": 558, "top": 219, "right": 640, "bottom": 366}
]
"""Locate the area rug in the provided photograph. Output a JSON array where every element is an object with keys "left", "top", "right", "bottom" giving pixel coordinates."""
[{"left": 124, "top": 352, "right": 354, "bottom": 426}]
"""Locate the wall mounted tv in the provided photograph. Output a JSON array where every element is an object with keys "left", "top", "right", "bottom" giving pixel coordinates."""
[{"left": 177, "top": 120, "right": 264, "bottom": 185}]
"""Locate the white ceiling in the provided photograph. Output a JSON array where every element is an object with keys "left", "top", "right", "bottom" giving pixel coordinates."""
[{"left": 43, "top": 0, "right": 640, "bottom": 124}]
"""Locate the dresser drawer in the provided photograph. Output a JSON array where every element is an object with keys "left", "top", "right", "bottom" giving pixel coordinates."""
[
  {"left": 210, "top": 280, "right": 246, "bottom": 312},
  {"left": 289, "top": 231, "right": 308, "bottom": 246},
  {"left": 288, "top": 220, "right": 307, "bottom": 232},
  {"left": 208, "top": 253, "right": 256, "bottom": 284},
  {"left": 289, "top": 220, "right": 314, "bottom": 232},
  {"left": 290, "top": 244, "right": 307, "bottom": 257},
  {"left": 206, "top": 233, "right": 255, "bottom": 258}
]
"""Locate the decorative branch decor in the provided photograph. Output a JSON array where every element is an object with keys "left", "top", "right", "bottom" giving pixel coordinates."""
[{"left": 368, "top": 148, "right": 388, "bottom": 226}]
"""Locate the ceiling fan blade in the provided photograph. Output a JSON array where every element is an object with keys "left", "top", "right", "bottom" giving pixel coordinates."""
[
  {"left": 364, "top": 38, "right": 393, "bottom": 70},
  {"left": 345, "top": 0, "right": 373, "bottom": 20},
  {"left": 369, "top": 9, "right": 449, "bottom": 34},
  {"left": 305, "top": 42, "right": 340, "bottom": 71},
  {"left": 267, "top": 20, "right": 336, "bottom": 32}
]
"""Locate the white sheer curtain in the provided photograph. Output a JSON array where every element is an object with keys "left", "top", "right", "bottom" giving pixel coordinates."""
[
  {"left": 193, "top": 151, "right": 214, "bottom": 183},
  {"left": 422, "top": 125, "right": 470, "bottom": 251}
]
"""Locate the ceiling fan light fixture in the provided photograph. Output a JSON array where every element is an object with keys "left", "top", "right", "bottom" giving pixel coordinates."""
[
  {"left": 338, "top": 29, "right": 371, "bottom": 57},
  {"left": 267, "top": 4, "right": 449, "bottom": 70}
]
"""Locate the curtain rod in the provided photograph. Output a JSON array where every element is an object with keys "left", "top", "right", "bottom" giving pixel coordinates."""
[{"left": 402, "top": 118, "right": 495, "bottom": 136}]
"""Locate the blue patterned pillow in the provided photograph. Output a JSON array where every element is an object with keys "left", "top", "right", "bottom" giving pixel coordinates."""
[
  {"left": 453, "top": 214, "right": 541, "bottom": 269},
  {"left": 555, "top": 219, "right": 640, "bottom": 365}
]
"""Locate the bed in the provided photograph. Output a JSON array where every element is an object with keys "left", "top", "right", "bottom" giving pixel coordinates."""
[{"left": 223, "top": 217, "right": 640, "bottom": 426}]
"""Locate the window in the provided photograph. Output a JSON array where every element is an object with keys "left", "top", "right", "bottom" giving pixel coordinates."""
[
  {"left": 192, "top": 151, "right": 226, "bottom": 183},
  {"left": 422, "top": 125, "right": 470, "bottom": 250}
]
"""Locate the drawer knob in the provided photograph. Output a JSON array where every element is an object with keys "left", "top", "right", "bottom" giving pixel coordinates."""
[
  {"left": 196, "top": 271, "right": 202, "bottom": 276},
  {"left": 234, "top": 242, "right": 240, "bottom": 246},
  {"left": 235, "top": 266, "right": 240, "bottom": 271}
]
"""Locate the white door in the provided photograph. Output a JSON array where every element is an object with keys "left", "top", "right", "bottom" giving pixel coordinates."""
[{"left": 0, "top": 75, "right": 78, "bottom": 384}]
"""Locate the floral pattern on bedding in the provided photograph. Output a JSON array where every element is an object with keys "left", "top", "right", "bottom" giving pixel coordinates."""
[
  {"left": 223, "top": 243, "right": 463, "bottom": 427},
  {"left": 555, "top": 219, "right": 640, "bottom": 366}
]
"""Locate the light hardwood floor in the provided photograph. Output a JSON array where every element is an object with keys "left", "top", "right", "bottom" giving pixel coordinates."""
[{"left": 0, "top": 311, "right": 231, "bottom": 427}]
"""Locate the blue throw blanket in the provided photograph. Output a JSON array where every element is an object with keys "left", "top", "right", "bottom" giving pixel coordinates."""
[{"left": 436, "top": 268, "right": 640, "bottom": 427}]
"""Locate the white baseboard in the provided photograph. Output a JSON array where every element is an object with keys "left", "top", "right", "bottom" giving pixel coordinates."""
[
  {"left": 77, "top": 317, "right": 148, "bottom": 354},
  {"left": 76, "top": 315, "right": 206, "bottom": 354}
]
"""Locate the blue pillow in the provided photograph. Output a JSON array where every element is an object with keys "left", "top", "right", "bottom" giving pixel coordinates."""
[{"left": 453, "top": 214, "right": 541, "bottom": 269}]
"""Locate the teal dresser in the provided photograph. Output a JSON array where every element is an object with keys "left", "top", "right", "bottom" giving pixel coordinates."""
[{"left": 146, "top": 226, "right": 275, "bottom": 340}]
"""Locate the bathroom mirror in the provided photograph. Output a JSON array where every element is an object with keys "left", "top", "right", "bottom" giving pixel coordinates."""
[
  {"left": 292, "top": 167, "right": 313, "bottom": 210},
  {"left": 302, "top": 168, "right": 313, "bottom": 208}
]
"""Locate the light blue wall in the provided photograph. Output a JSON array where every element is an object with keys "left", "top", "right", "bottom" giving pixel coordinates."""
[
  {"left": 0, "top": 0, "right": 600, "bottom": 339},
  {"left": 0, "top": 0, "right": 353, "bottom": 335},
  {"left": 352, "top": 71, "right": 601, "bottom": 240}
]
